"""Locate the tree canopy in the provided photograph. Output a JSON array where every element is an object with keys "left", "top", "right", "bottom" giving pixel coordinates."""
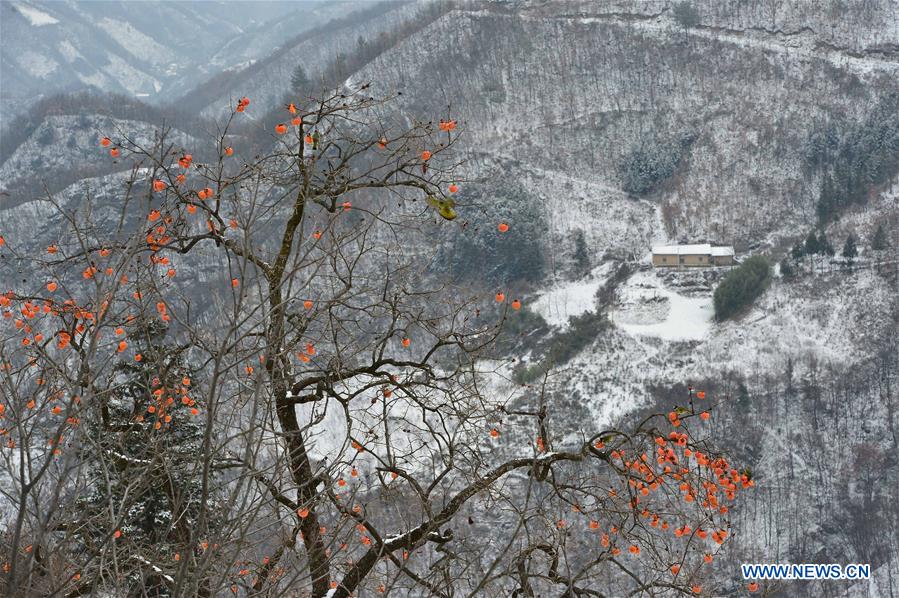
[{"left": 714, "top": 256, "right": 771, "bottom": 321}]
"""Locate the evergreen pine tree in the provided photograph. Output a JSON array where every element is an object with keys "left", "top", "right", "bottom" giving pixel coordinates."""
[
  {"left": 290, "top": 64, "right": 311, "bottom": 95},
  {"left": 804, "top": 231, "right": 820, "bottom": 255},
  {"left": 816, "top": 175, "right": 836, "bottom": 223},
  {"left": 69, "top": 319, "right": 220, "bottom": 595},
  {"left": 571, "top": 229, "right": 591, "bottom": 278},
  {"left": 871, "top": 224, "right": 888, "bottom": 250},
  {"left": 842, "top": 233, "right": 858, "bottom": 261}
]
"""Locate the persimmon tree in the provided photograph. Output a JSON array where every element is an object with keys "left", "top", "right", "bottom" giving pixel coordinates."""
[{"left": 0, "top": 87, "right": 751, "bottom": 597}]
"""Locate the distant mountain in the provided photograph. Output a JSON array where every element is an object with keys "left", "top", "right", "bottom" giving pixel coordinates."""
[
  {"left": 174, "top": 1, "right": 416, "bottom": 120},
  {"left": 0, "top": 111, "right": 197, "bottom": 200},
  {"left": 0, "top": 90, "right": 209, "bottom": 202},
  {"left": 0, "top": 0, "right": 370, "bottom": 128}
]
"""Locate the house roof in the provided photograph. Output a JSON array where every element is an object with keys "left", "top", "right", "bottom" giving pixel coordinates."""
[
  {"left": 652, "top": 244, "right": 710, "bottom": 255},
  {"left": 652, "top": 244, "right": 734, "bottom": 256}
]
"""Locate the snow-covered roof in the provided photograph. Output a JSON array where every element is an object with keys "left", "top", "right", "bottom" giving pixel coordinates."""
[
  {"left": 652, "top": 244, "right": 710, "bottom": 255},
  {"left": 651, "top": 244, "right": 734, "bottom": 256}
]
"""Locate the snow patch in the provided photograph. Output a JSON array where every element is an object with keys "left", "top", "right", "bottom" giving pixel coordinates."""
[
  {"left": 13, "top": 2, "right": 58, "bottom": 26},
  {"left": 100, "top": 52, "right": 161, "bottom": 96},
  {"left": 96, "top": 18, "right": 176, "bottom": 66},
  {"left": 611, "top": 270, "right": 713, "bottom": 342},
  {"left": 530, "top": 279, "right": 599, "bottom": 328},
  {"left": 530, "top": 263, "right": 615, "bottom": 329},
  {"left": 133, "top": 555, "right": 175, "bottom": 584},
  {"left": 77, "top": 70, "right": 111, "bottom": 89},
  {"left": 16, "top": 50, "right": 58, "bottom": 79},
  {"left": 57, "top": 40, "right": 83, "bottom": 63}
]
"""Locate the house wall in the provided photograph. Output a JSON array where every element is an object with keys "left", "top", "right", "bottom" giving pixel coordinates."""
[
  {"left": 652, "top": 254, "right": 677, "bottom": 267},
  {"left": 652, "top": 253, "right": 733, "bottom": 267},
  {"left": 712, "top": 255, "right": 735, "bottom": 266},
  {"left": 681, "top": 254, "right": 709, "bottom": 266},
  {"left": 652, "top": 253, "right": 711, "bottom": 267}
]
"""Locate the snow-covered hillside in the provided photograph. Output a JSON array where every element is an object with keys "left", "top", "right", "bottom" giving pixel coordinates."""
[
  {"left": 349, "top": 0, "right": 898, "bottom": 247},
  {"left": 0, "top": 0, "right": 368, "bottom": 128},
  {"left": 0, "top": 113, "right": 194, "bottom": 192},
  {"left": 191, "top": 3, "right": 412, "bottom": 121}
]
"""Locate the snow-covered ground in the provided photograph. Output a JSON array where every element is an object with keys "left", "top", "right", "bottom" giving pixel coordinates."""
[
  {"left": 611, "top": 268, "right": 714, "bottom": 342},
  {"left": 540, "top": 260, "right": 895, "bottom": 436},
  {"left": 530, "top": 262, "right": 616, "bottom": 328},
  {"left": 530, "top": 277, "right": 600, "bottom": 327},
  {"left": 696, "top": 266, "right": 894, "bottom": 376},
  {"left": 846, "top": 556, "right": 899, "bottom": 598},
  {"left": 14, "top": 49, "right": 58, "bottom": 79},
  {"left": 603, "top": 262, "right": 893, "bottom": 380}
]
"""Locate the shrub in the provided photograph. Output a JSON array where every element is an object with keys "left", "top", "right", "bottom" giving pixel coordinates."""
[
  {"left": 548, "top": 310, "right": 608, "bottom": 364},
  {"left": 512, "top": 361, "right": 547, "bottom": 385},
  {"left": 495, "top": 307, "right": 550, "bottom": 355},
  {"left": 713, "top": 256, "right": 771, "bottom": 320}
]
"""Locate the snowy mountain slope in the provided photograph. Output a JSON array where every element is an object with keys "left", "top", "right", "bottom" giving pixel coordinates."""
[
  {"left": 488, "top": 157, "right": 658, "bottom": 257},
  {"left": 0, "top": 113, "right": 196, "bottom": 199},
  {"left": 348, "top": 0, "right": 898, "bottom": 247},
  {"left": 186, "top": 2, "right": 413, "bottom": 121},
  {"left": 847, "top": 555, "right": 899, "bottom": 598},
  {"left": 0, "top": 168, "right": 244, "bottom": 316},
  {"left": 204, "top": 1, "right": 375, "bottom": 75},
  {"left": 0, "top": 0, "right": 367, "bottom": 128},
  {"left": 513, "top": 255, "right": 897, "bottom": 595},
  {"left": 522, "top": 258, "right": 895, "bottom": 433}
]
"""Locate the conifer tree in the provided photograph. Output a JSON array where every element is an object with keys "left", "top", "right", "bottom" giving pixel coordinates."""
[
  {"left": 842, "top": 233, "right": 858, "bottom": 261},
  {"left": 69, "top": 318, "right": 219, "bottom": 596},
  {"left": 804, "top": 231, "right": 820, "bottom": 255},
  {"left": 290, "top": 64, "right": 311, "bottom": 95},
  {"left": 571, "top": 228, "right": 591, "bottom": 277},
  {"left": 871, "top": 224, "right": 888, "bottom": 250}
]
